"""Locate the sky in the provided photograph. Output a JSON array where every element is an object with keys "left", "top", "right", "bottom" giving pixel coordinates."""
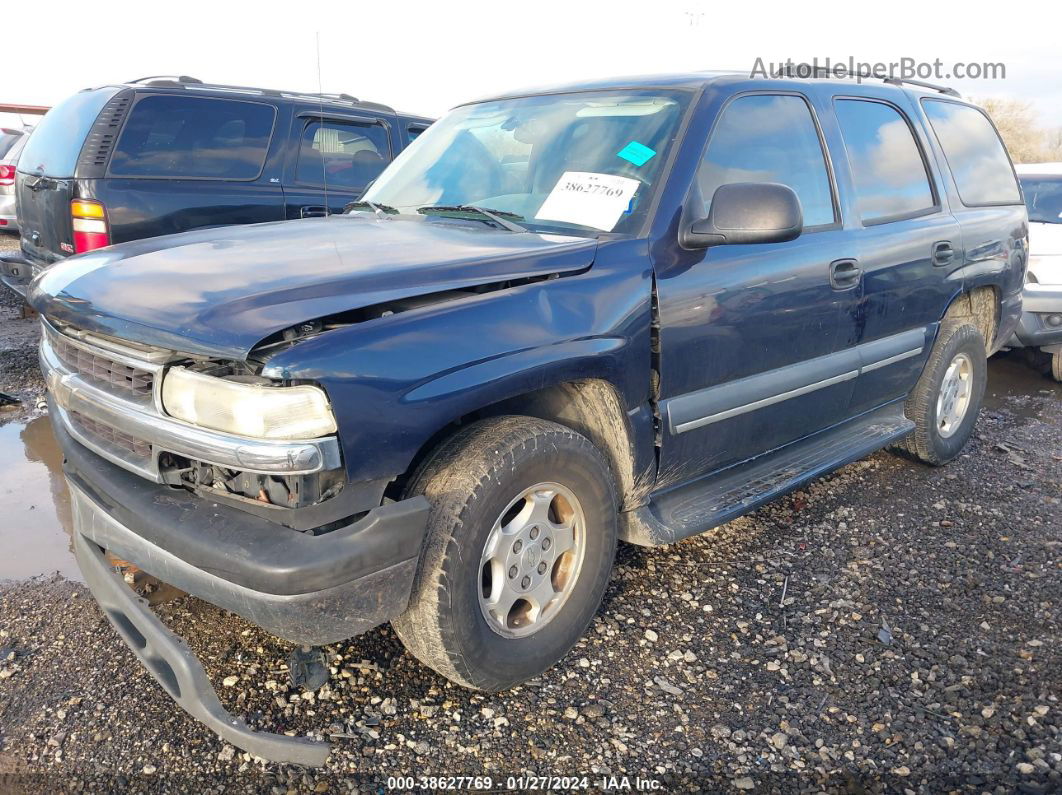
[{"left": 2, "top": 0, "right": 1059, "bottom": 131}]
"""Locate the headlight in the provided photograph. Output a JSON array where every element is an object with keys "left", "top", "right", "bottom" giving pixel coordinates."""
[{"left": 161, "top": 366, "right": 338, "bottom": 440}]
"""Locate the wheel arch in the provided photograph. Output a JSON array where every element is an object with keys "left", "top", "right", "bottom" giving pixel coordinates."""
[{"left": 391, "top": 377, "right": 646, "bottom": 510}]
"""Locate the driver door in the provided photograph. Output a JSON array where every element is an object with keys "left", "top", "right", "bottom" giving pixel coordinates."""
[{"left": 654, "top": 92, "right": 860, "bottom": 489}]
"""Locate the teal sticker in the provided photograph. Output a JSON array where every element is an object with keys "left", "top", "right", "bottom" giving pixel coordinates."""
[{"left": 617, "top": 140, "right": 656, "bottom": 167}]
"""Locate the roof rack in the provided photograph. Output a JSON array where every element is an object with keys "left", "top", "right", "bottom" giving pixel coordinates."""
[
  {"left": 120, "top": 77, "right": 395, "bottom": 112},
  {"left": 127, "top": 75, "right": 205, "bottom": 86},
  {"left": 780, "top": 64, "right": 961, "bottom": 98}
]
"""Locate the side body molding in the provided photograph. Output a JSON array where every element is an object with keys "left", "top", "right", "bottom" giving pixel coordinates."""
[{"left": 665, "top": 327, "right": 929, "bottom": 435}]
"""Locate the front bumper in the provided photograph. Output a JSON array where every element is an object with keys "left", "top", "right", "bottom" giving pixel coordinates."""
[
  {"left": 1008, "top": 282, "right": 1062, "bottom": 351},
  {"left": 60, "top": 410, "right": 429, "bottom": 764}
]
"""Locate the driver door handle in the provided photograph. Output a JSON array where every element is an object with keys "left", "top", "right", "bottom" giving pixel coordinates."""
[{"left": 829, "top": 258, "right": 862, "bottom": 290}]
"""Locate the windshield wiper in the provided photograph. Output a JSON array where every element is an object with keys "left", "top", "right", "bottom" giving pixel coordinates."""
[
  {"left": 344, "top": 200, "right": 399, "bottom": 217},
  {"left": 417, "top": 204, "right": 527, "bottom": 233}
]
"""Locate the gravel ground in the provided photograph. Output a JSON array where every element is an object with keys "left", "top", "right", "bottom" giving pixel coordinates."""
[{"left": 0, "top": 274, "right": 1058, "bottom": 791}]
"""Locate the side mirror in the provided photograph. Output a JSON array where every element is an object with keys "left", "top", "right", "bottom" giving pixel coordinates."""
[{"left": 680, "top": 182, "right": 803, "bottom": 249}]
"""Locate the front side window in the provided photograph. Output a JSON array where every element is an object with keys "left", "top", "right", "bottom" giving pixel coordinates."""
[
  {"left": 295, "top": 119, "right": 391, "bottom": 190},
  {"left": 362, "top": 89, "right": 691, "bottom": 235},
  {"left": 109, "top": 95, "right": 276, "bottom": 179},
  {"left": 834, "top": 99, "right": 936, "bottom": 224},
  {"left": 1019, "top": 176, "right": 1062, "bottom": 224},
  {"left": 922, "top": 100, "right": 1021, "bottom": 206},
  {"left": 696, "top": 94, "right": 836, "bottom": 227}
]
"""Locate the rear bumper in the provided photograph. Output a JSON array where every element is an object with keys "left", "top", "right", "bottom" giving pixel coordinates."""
[
  {"left": 60, "top": 418, "right": 429, "bottom": 764},
  {"left": 0, "top": 250, "right": 33, "bottom": 295},
  {"left": 1008, "top": 282, "right": 1062, "bottom": 351}
]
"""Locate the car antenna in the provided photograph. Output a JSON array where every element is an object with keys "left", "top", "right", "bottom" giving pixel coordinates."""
[{"left": 315, "top": 31, "right": 330, "bottom": 218}]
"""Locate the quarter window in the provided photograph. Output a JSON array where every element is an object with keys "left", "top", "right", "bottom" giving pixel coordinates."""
[
  {"left": 922, "top": 100, "right": 1021, "bottom": 206},
  {"left": 697, "top": 94, "right": 836, "bottom": 228},
  {"left": 834, "top": 99, "right": 935, "bottom": 223},
  {"left": 295, "top": 119, "right": 390, "bottom": 190},
  {"left": 110, "top": 95, "right": 276, "bottom": 179}
]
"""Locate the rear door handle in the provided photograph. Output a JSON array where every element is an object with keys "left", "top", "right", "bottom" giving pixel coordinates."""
[
  {"left": 829, "top": 258, "right": 862, "bottom": 290},
  {"left": 300, "top": 205, "right": 329, "bottom": 218},
  {"left": 932, "top": 240, "right": 955, "bottom": 266}
]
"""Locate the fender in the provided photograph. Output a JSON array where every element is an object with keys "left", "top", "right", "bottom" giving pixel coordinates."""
[{"left": 261, "top": 239, "right": 655, "bottom": 484}]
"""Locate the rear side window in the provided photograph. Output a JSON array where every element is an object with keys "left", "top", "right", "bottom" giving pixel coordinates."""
[
  {"left": 834, "top": 99, "right": 935, "bottom": 224},
  {"left": 408, "top": 124, "right": 429, "bottom": 142},
  {"left": 295, "top": 119, "right": 391, "bottom": 190},
  {"left": 17, "top": 88, "right": 121, "bottom": 177},
  {"left": 922, "top": 100, "right": 1021, "bottom": 206},
  {"left": 697, "top": 94, "right": 836, "bottom": 227},
  {"left": 109, "top": 95, "right": 276, "bottom": 179}
]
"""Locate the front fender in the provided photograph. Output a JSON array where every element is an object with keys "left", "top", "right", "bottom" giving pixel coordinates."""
[{"left": 262, "top": 239, "right": 653, "bottom": 484}]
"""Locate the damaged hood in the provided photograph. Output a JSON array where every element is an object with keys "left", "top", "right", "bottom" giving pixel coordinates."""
[{"left": 28, "top": 215, "right": 596, "bottom": 358}]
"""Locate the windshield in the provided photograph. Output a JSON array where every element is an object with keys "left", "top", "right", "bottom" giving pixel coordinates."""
[
  {"left": 1020, "top": 176, "right": 1062, "bottom": 224},
  {"left": 362, "top": 89, "right": 690, "bottom": 236}
]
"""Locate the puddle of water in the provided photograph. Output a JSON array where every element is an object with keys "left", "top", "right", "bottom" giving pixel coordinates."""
[{"left": 0, "top": 415, "right": 79, "bottom": 582}]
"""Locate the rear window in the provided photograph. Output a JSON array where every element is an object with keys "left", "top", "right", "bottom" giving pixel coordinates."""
[
  {"left": 17, "top": 88, "right": 120, "bottom": 177},
  {"left": 109, "top": 95, "right": 276, "bottom": 179},
  {"left": 922, "top": 100, "right": 1021, "bottom": 206}
]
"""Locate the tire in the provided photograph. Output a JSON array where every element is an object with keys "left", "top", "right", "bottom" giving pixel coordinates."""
[
  {"left": 392, "top": 416, "right": 618, "bottom": 691},
  {"left": 899, "top": 322, "right": 987, "bottom": 466},
  {"left": 1052, "top": 351, "right": 1062, "bottom": 383}
]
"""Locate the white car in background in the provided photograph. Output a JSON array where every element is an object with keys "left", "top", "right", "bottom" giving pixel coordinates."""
[{"left": 1012, "top": 163, "right": 1062, "bottom": 380}]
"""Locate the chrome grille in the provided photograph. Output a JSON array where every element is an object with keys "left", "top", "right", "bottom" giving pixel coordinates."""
[
  {"left": 69, "top": 410, "right": 152, "bottom": 460},
  {"left": 46, "top": 325, "right": 155, "bottom": 400}
]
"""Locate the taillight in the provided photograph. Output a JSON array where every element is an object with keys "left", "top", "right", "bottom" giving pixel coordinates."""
[
  {"left": 0, "top": 165, "right": 14, "bottom": 186},
  {"left": 70, "top": 199, "right": 110, "bottom": 254}
]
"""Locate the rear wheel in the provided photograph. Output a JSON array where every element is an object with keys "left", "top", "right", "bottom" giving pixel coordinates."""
[
  {"left": 392, "top": 416, "right": 617, "bottom": 691},
  {"left": 898, "top": 322, "right": 987, "bottom": 465}
]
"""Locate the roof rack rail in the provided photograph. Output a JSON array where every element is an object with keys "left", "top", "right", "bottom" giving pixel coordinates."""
[
  {"left": 127, "top": 75, "right": 204, "bottom": 86},
  {"left": 120, "top": 78, "right": 395, "bottom": 112},
  {"left": 780, "top": 64, "right": 961, "bottom": 98}
]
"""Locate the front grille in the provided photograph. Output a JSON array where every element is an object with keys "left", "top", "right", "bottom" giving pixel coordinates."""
[
  {"left": 48, "top": 329, "right": 154, "bottom": 399},
  {"left": 69, "top": 410, "right": 152, "bottom": 460}
]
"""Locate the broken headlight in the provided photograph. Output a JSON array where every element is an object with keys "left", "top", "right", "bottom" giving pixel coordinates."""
[{"left": 161, "top": 366, "right": 338, "bottom": 440}]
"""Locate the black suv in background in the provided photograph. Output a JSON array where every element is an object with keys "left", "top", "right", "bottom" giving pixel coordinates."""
[{"left": 0, "top": 76, "right": 431, "bottom": 293}]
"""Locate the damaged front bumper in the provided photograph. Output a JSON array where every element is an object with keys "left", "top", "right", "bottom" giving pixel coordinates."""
[{"left": 60, "top": 413, "right": 429, "bottom": 766}]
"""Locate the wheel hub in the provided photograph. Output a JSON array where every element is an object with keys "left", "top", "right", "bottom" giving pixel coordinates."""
[
  {"left": 479, "top": 482, "right": 586, "bottom": 638},
  {"left": 936, "top": 352, "right": 973, "bottom": 438}
]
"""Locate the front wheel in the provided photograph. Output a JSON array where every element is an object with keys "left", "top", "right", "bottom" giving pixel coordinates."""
[
  {"left": 898, "top": 322, "right": 987, "bottom": 465},
  {"left": 392, "top": 416, "right": 618, "bottom": 691}
]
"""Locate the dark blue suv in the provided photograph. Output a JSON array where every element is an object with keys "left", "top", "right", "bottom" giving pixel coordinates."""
[
  {"left": 28, "top": 71, "right": 1026, "bottom": 765},
  {"left": 1, "top": 75, "right": 430, "bottom": 293}
]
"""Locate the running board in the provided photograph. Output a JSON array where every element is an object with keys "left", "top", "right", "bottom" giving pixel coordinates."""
[{"left": 620, "top": 403, "right": 914, "bottom": 546}]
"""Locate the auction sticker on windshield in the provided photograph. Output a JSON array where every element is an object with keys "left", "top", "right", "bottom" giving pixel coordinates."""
[{"left": 535, "top": 171, "right": 640, "bottom": 231}]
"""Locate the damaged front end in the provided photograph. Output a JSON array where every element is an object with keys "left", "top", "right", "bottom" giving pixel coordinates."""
[{"left": 41, "top": 315, "right": 429, "bottom": 765}]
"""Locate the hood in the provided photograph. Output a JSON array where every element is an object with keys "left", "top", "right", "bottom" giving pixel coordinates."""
[{"left": 28, "top": 215, "right": 597, "bottom": 358}]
